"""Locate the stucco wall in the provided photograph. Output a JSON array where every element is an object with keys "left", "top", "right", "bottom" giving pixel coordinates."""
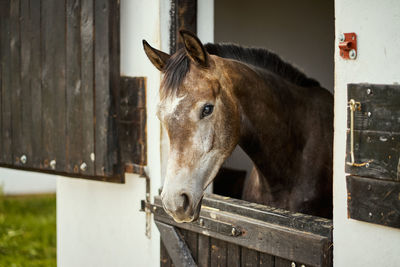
[
  {"left": 0, "top": 167, "right": 56, "bottom": 195},
  {"left": 333, "top": 0, "right": 400, "bottom": 266}
]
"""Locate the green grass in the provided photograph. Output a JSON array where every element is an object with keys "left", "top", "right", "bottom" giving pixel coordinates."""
[{"left": 0, "top": 189, "right": 56, "bottom": 267}]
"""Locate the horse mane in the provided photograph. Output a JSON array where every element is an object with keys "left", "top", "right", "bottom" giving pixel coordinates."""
[
  {"left": 161, "top": 43, "right": 320, "bottom": 99},
  {"left": 205, "top": 43, "right": 320, "bottom": 88}
]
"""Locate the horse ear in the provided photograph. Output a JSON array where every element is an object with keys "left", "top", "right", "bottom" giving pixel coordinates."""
[
  {"left": 142, "top": 40, "right": 171, "bottom": 71},
  {"left": 179, "top": 30, "right": 209, "bottom": 67}
]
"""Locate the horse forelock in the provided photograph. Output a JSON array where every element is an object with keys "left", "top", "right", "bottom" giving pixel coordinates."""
[{"left": 161, "top": 49, "right": 190, "bottom": 100}]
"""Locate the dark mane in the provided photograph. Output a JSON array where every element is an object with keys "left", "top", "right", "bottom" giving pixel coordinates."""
[
  {"left": 161, "top": 43, "right": 320, "bottom": 98},
  {"left": 205, "top": 43, "right": 320, "bottom": 88}
]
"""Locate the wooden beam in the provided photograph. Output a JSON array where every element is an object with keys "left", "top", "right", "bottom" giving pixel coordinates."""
[{"left": 155, "top": 221, "right": 197, "bottom": 267}]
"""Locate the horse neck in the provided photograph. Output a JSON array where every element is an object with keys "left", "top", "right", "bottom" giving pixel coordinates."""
[{"left": 226, "top": 61, "right": 304, "bottom": 191}]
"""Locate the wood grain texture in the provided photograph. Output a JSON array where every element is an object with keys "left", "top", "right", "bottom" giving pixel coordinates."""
[
  {"left": 198, "top": 234, "right": 211, "bottom": 267},
  {"left": 10, "top": 0, "right": 22, "bottom": 166},
  {"left": 28, "top": 0, "right": 42, "bottom": 169},
  {"left": 94, "top": 0, "right": 112, "bottom": 177},
  {"left": 161, "top": 238, "right": 173, "bottom": 267},
  {"left": 226, "top": 243, "right": 240, "bottom": 267},
  {"left": 20, "top": 0, "right": 33, "bottom": 167},
  {"left": 80, "top": 0, "right": 95, "bottom": 176},
  {"left": 170, "top": 0, "right": 197, "bottom": 53},
  {"left": 0, "top": 0, "right": 142, "bottom": 182},
  {"left": 347, "top": 175, "right": 400, "bottom": 229},
  {"left": 66, "top": 0, "right": 83, "bottom": 174},
  {"left": 153, "top": 195, "right": 333, "bottom": 267},
  {"left": 241, "top": 247, "right": 258, "bottom": 267},
  {"left": 210, "top": 237, "right": 227, "bottom": 267},
  {"left": 41, "top": 0, "right": 66, "bottom": 172},
  {"left": 0, "top": 0, "right": 12, "bottom": 164},
  {"left": 118, "top": 77, "right": 147, "bottom": 169},
  {"left": 346, "top": 131, "right": 400, "bottom": 181},
  {"left": 259, "top": 253, "right": 274, "bottom": 267},
  {"left": 347, "top": 83, "right": 400, "bottom": 133},
  {"left": 156, "top": 222, "right": 196, "bottom": 267},
  {"left": 93, "top": 0, "right": 122, "bottom": 180},
  {"left": 346, "top": 83, "right": 400, "bottom": 181}
]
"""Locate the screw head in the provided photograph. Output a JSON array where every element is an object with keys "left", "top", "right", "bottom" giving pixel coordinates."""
[
  {"left": 338, "top": 33, "right": 345, "bottom": 42},
  {"left": 90, "top": 153, "right": 95, "bottom": 162},
  {"left": 50, "top": 160, "right": 56, "bottom": 170},
  {"left": 20, "top": 155, "right": 27, "bottom": 164},
  {"left": 231, "top": 227, "right": 238, "bottom": 236},
  {"left": 367, "top": 112, "right": 372, "bottom": 117},
  {"left": 80, "top": 162, "right": 87, "bottom": 171},
  {"left": 199, "top": 218, "right": 204, "bottom": 226},
  {"left": 369, "top": 212, "right": 373, "bottom": 218},
  {"left": 291, "top": 262, "right": 296, "bottom": 267},
  {"left": 349, "top": 49, "right": 357, "bottom": 59}
]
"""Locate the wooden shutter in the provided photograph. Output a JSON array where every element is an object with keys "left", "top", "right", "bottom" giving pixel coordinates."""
[
  {"left": 346, "top": 83, "right": 400, "bottom": 228},
  {"left": 0, "top": 0, "right": 146, "bottom": 182}
]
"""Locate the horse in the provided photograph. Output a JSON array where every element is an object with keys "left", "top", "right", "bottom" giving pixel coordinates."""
[{"left": 143, "top": 30, "right": 333, "bottom": 223}]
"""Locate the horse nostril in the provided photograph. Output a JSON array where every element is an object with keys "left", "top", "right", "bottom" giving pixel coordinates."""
[{"left": 181, "top": 193, "right": 190, "bottom": 213}]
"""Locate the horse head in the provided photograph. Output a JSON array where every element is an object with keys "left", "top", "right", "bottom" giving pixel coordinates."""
[{"left": 143, "top": 31, "right": 240, "bottom": 222}]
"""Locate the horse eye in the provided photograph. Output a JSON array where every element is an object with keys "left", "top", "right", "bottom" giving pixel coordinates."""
[{"left": 201, "top": 104, "right": 214, "bottom": 118}]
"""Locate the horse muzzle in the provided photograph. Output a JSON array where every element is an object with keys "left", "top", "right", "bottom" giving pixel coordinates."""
[{"left": 161, "top": 190, "right": 203, "bottom": 223}]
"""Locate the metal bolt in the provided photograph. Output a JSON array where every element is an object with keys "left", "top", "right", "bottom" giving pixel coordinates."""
[
  {"left": 367, "top": 112, "right": 372, "bottom": 117},
  {"left": 153, "top": 206, "right": 157, "bottom": 211},
  {"left": 231, "top": 227, "right": 239, "bottom": 236},
  {"left": 369, "top": 212, "right": 373, "bottom": 218},
  {"left": 80, "top": 162, "right": 87, "bottom": 171},
  {"left": 338, "top": 33, "right": 345, "bottom": 42},
  {"left": 199, "top": 218, "right": 204, "bottom": 227},
  {"left": 291, "top": 262, "right": 296, "bottom": 267},
  {"left": 367, "top": 88, "right": 372, "bottom": 95},
  {"left": 20, "top": 155, "right": 27, "bottom": 164},
  {"left": 50, "top": 160, "right": 56, "bottom": 170},
  {"left": 349, "top": 49, "right": 357, "bottom": 59}
]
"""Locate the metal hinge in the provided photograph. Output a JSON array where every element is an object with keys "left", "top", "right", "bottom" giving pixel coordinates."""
[{"left": 132, "top": 164, "right": 151, "bottom": 239}]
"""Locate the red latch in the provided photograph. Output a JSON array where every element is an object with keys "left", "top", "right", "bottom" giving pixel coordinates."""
[{"left": 339, "top": 32, "right": 357, "bottom": 60}]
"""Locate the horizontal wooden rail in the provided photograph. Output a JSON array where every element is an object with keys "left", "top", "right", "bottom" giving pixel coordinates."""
[{"left": 150, "top": 194, "right": 333, "bottom": 267}]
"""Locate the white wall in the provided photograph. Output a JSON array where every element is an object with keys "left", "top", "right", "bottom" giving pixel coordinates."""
[
  {"left": 57, "top": 1, "right": 163, "bottom": 266},
  {"left": 333, "top": 0, "right": 400, "bottom": 266},
  {"left": 0, "top": 167, "right": 56, "bottom": 195}
]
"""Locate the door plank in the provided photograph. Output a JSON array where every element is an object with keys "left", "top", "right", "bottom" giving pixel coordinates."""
[
  {"left": 210, "top": 237, "right": 227, "bottom": 267},
  {"left": 155, "top": 221, "right": 196, "bottom": 267}
]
